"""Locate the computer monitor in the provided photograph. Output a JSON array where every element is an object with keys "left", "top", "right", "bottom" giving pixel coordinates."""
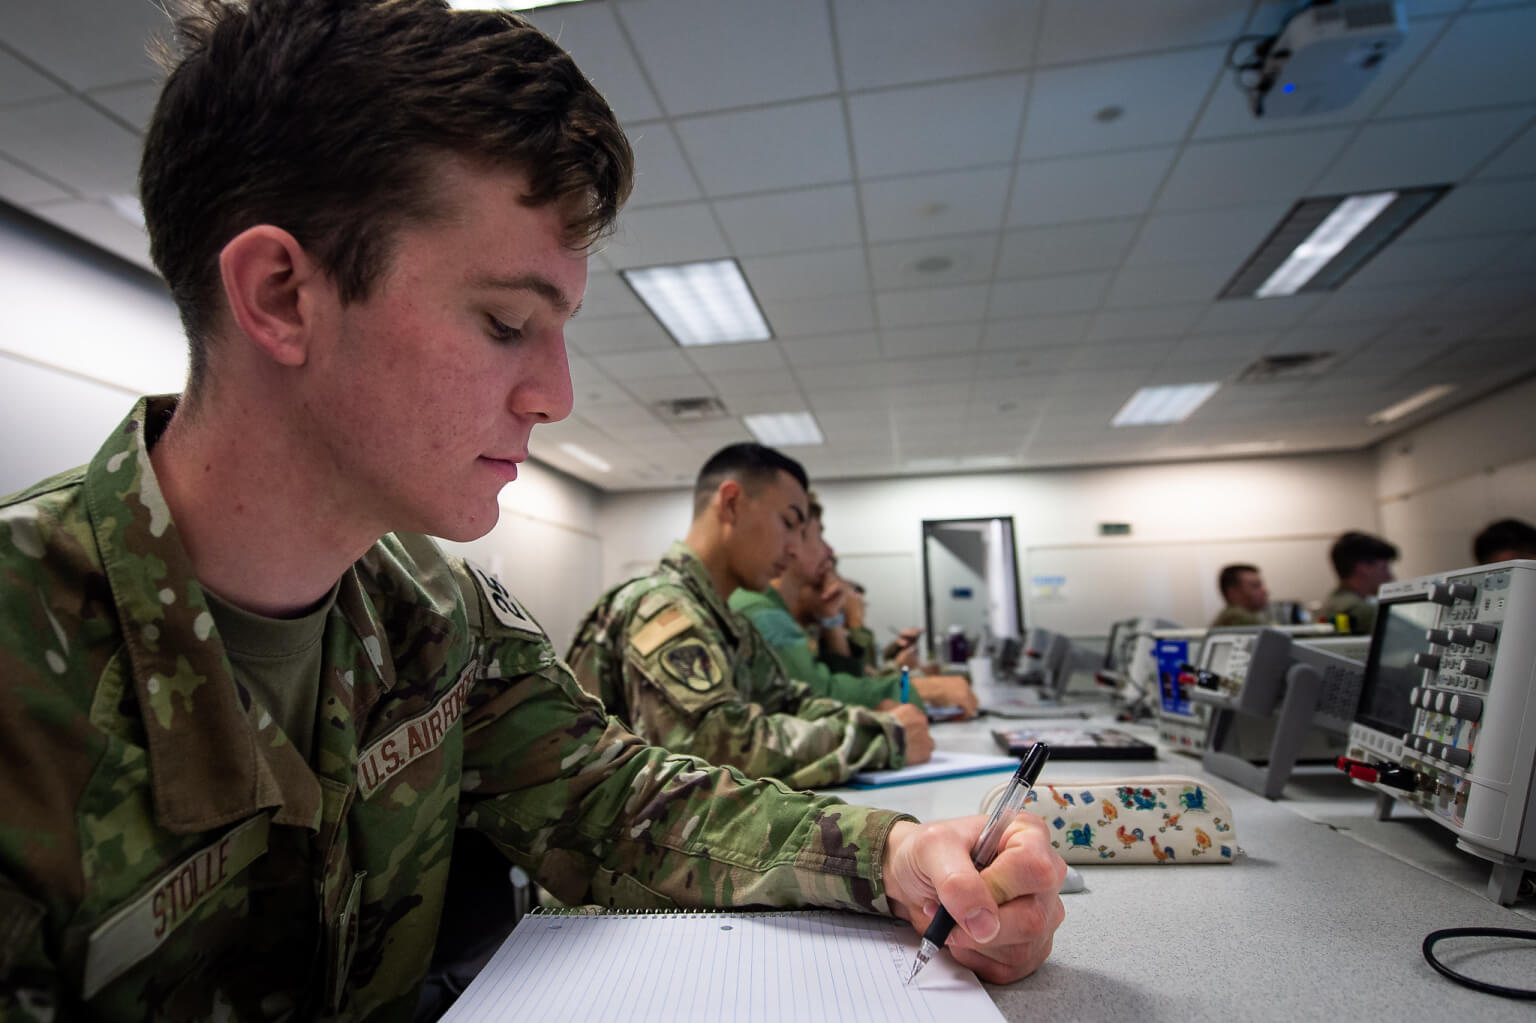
[{"left": 1354, "top": 593, "right": 1440, "bottom": 741}]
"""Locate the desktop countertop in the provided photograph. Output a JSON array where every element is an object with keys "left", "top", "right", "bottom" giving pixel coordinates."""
[{"left": 821, "top": 687, "right": 1536, "bottom": 1022}]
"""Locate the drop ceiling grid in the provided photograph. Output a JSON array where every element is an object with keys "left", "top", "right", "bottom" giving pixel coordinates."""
[{"left": 0, "top": 0, "right": 1533, "bottom": 489}]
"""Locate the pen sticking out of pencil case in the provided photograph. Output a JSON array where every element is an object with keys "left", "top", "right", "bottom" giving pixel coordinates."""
[{"left": 979, "top": 775, "right": 1239, "bottom": 864}]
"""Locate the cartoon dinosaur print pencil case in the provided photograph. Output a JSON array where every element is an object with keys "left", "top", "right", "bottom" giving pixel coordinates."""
[{"left": 980, "top": 775, "right": 1238, "bottom": 864}]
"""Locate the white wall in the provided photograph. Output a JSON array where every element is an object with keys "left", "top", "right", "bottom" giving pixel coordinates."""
[
  {"left": 596, "top": 451, "right": 1382, "bottom": 640},
  {"left": 1375, "top": 374, "right": 1536, "bottom": 578}
]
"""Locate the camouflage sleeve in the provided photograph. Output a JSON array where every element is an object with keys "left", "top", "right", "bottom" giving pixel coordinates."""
[
  {"left": 451, "top": 570, "right": 914, "bottom": 914},
  {"left": 619, "top": 597, "right": 906, "bottom": 789},
  {"left": 0, "top": 878, "right": 54, "bottom": 1022}
]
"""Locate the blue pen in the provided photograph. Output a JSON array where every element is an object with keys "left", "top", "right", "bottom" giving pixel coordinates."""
[{"left": 900, "top": 665, "right": 910, "bottom": 703}]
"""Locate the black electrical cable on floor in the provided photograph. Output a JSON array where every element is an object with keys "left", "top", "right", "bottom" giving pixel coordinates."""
[{"left": 1422, "top": 927, "right": 1536, "bottom": 1000}]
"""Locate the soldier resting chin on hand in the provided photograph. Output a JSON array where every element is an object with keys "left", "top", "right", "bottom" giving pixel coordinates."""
[{"left": 0, "top": 2, "right": 1064, "bottom": 1019}]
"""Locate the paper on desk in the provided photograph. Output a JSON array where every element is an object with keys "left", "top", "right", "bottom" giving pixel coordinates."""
[
  {"left": 439, "top": 909, "right": 1004, "bottom": 1023},
  {"left": 846, "top": 750, "right": 1020, "bottom": 788}
]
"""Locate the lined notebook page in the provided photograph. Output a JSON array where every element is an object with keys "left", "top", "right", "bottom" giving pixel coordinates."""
[{"left": 440, "top": 909, "right": 1005, "bottom": 1023}]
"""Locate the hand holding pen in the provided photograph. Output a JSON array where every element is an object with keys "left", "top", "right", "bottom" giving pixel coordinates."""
[{"left": 900, "top": 743, "right": 1058, "bottom": 985}]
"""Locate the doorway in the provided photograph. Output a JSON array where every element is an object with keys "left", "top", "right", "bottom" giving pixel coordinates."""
[{"left": 921, "top": 517, "right": 1023, "bottom": 663}]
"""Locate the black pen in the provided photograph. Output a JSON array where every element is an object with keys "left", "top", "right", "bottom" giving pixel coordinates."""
[{"left": 905, "top": 742, "right": 1051, "bottom": 984}]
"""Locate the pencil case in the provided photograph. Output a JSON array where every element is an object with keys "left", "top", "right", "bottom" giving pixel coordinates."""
[{"left": 979, "top": 775, "right": 1239, "bottom": 864}]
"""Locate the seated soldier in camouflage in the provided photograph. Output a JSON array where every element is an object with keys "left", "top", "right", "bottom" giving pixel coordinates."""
[
  {"left": 732, "top": 497, "right": 979, "bottom": 718},
  {"left": 567, "top": 445, "right": 934, "bottom": 789},
  {"left": 0, "top": 2, "right": 1065, "bottom": 1018}
]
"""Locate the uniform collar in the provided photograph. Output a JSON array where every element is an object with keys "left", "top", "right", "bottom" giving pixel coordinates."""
[
  {"left": 660, "top": 540, "right": 744, "bottom": 641},
  {"left": 82, "top": 397, "right": 347, "bottom": 834}
]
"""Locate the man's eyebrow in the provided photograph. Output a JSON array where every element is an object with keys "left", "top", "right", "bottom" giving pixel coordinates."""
[
  {"left": 789, "top": 505, "right": 807, "bottom": 524},
  {"left": 469, "top": 273, "right": 578, "bottom": 317}
]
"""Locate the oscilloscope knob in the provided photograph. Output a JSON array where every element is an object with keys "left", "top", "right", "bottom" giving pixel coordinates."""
[
  {"left": 1425, "top": 628, "right": 1451, "bottom": 646},
  {"left": 1413, "top": 653, "right": 1441, "bottom": 671},
  {"left": 1464, "top": 623, "right": 1498, "bottom": 643},
  {"left": 1428, "top": 583, "right": 1453, "bottom": 605}
]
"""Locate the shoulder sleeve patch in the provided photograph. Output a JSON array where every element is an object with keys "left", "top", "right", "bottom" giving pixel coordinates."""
[
  {"left": 631, "top": 607, "right": 691, "bottom": 657},
  {"left": 466, "top": 561, "right": 543, "bottom": 637},
  {"left": 659, "top": 636, "right": 726, "bottom": 693}
]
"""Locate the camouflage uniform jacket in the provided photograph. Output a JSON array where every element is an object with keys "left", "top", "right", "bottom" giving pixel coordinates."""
[
  {"left": 566, "top": 542, "right": 907, "bottom": 789},
  {"left": 1319, "top": 585, "right": 1377, "bottom": 635},
  {"left": 0, "top": 398, "right": 911, "bottom": 1022},
  {"left": 1210, "top": 605, "right": 1269, "bottom": 629}
]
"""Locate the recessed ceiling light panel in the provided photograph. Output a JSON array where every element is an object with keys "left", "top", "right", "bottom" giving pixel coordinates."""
[
  {"left": 743, "top": 411, "right": 824, "bottom": 447},
  {"left": 1111, "top": 383, "right": 1220, "bottom": 427},
  {"left": 622, "top": 259, "right": 772, "bottom": 347}
]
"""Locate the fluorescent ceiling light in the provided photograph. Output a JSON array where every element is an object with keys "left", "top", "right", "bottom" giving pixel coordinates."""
[
  {"left": 1256, "top": 192, "right": 1396, "bottom": 297},
  {"left": 1221, "top": 186, "right": 1450, "bottom": 300},
  {"left": 622, "top": 259, "right": 772, "bottom": 347},
  {"left": 743, "top": 412, "right": 824, "bottom": 447},
  {"left": 559, "top": 442, "right": 612, "bottom": 472},
  {"left": 1112, "top": 383, "right": 1220, "bottom": 427},
  {"left": 1367, "top": 384, "right": 1455, "bottom": 425}
]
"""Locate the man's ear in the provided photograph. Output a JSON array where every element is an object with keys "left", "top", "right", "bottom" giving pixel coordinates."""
[
  {"left": 218, "top": 225, "right": 327, "bottom": 368},
  {"left": 715, "top": 479, "right": 744, "bottom": 526}
]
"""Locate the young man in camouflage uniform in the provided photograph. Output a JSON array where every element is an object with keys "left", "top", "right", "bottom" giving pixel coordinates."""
[
  {"left": 1210, "top": 563, "right": 1272, "bottom": 628},
  {"left": 567, "top": 445, "right": 936, "bottom": 789},
  {"left": 0, "top": 2, "right": 1065, "bottom": 1019},
  {"left": 731, "top": 498, "right": 978, "bottom": 718}
]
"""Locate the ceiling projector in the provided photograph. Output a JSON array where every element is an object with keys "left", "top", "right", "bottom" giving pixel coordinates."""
[{"left": 1249, "top": 1, "right": 1407, "bottom": 118}]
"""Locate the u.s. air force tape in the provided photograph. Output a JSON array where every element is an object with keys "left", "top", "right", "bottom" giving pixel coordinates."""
[
  {"left": 83, "top": 815, "right": 270, "bottom": 998},
  {"left": 466, "top": 561, "right": 542, "bottom": 637}
]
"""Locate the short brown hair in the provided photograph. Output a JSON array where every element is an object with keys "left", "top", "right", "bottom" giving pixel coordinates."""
[{"left": 141, "top": 0, "right": 633, "bottom": 394}]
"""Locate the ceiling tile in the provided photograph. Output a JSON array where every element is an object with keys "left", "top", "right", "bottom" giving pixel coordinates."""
[
  {"left": 760, "top": 293, "right": 875, "bottom": 337},
  {"left": 624, "top": 123, "right": 703, "bottom": 207},
  {"left": 704, "top": 369, "right": 800, "bottom": 397},
  {"left": 981, "top": 316, "right": 1089, "bottom": 349},
  {"left": 566, "top": 314, "right": 674, "bottom": 354},
  {"left": 1342, "top": 235, "right": 1516, "bottom": 290},
  {"left": 27, "top": 198, "right": 149, "bottom": 268},
  {"left": 1400, "top": 177, "right": 1536, "bottom": 241},
  {"left": 2, "top": 0, "right": 165, "bottom": 90},
  {"left": 676, "top": 99, "right": 850, "bottom": 196},
  {"left": 1379, "top": 7, "right": 1536, "bottom": 118},
  {"left": 84, "top": 81, "right": 158, "bottom": 133},
  {"left": 576, "top": 272, "right": 646, "bottom": 320},
  {"left": 616, "top": 0, "right": 837, "bottom": 115},
  {"left": 876, "top": 283, "right": 989, "bottom": 328},
  {"left": 868, "top": 234, "right": 999, "bottom": 290},
  {"left": 603, "top": 203, "right": 729, "bottom": 268},
  {"left": 1192, "top": 17, "right": 1449, "bottom": 140},
  {"left": 880, "top": 323, "right": 983, "bottom": 358},
  {"left": 1084, "top": 304, "right": 1203, "bottom": 342},
  {"left": 1020, "top": 47, "right": 1225, "bottom": 160},
  {"left": 832, "top": 0, "right": 1040, "bottom": 91},
  {"left": 593, "top": 349, "right": 695, "bottom": 378},
  {"left": 989, "top": 272, "right": 1111, "bottom": 318},
  {"left": 849, "top": 74, "right": 1028, "bottom": 178},
  {"left": 860, "top": 166, "right": 1012, "bottom": 242},
  {"left": 525, "top": 3, "right": 663, "bottom": 121},
  {"left": 1124, "top": 202, "right": 1289, "bottom": 269},
  {"left": 0, "top": 97, "right": 140, "bottom": 197},
  {"left": 1156, "top": 128, "right": 1354, "bottom": 211},
  {"left": 1311, "top": 107, "right": 1534, "bottom": 194},
  {"left": 727, "top": 389, "right": 811, "bottom": 415},
  {"left": 996, "top": 218, "right": 1139, "bottom": 279},
  {"left": 1478, "top": 121, "right": 1536, "bottom": 181},
  {"left": 681, "top": 340, "right": 786, "bottom": 373},
  {"left": 1105, "top": 263, "right": 1232, "bottom": 308},
  {"left": 1072, "top": 339, "right": 1176, "bottom": 369},
  {"left": 779, "top": 331, "right": 882, "bottom": 367},
  {"left": 621, "top": 372, "right": 717, "bottom": 402},
  {"left": 1193, "top": 295, "right": 1321, "bottom": 334},
  {"left": 1166, "top": 332, "right": 1277, "bottom": 364},
  {"left": 579, "top": 403, "right": 662, "bottom": 429},
  {"left": 0, "top": 155, "right": 69, "bottom": 205},
  {"left": 1036, "top": 0, "right": 1247, "bottom": 65},
  {"left": 740, "top": 247, "right": 869, "bottom": 300},
  {"left": 713, "top": 184, "right": 861, "bottom": 257},
  {"left": 0, "top": 47, "right": 65, "bottom": 106},
  {"left": 1302, "top": 281, "right": 1442, "bottom": 326},
  {"left": 1008, "top": 147, "right": 1177, "bottom": 226}
]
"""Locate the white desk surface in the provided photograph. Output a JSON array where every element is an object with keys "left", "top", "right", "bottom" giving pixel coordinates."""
[{"left": 822, "top": 690, "right": 1536, "bottom": 1022}]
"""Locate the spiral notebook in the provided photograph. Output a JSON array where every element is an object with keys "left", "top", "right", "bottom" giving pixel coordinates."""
[{"left": 439, "top": 908, "right": 1005, "bottom": 1022}]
